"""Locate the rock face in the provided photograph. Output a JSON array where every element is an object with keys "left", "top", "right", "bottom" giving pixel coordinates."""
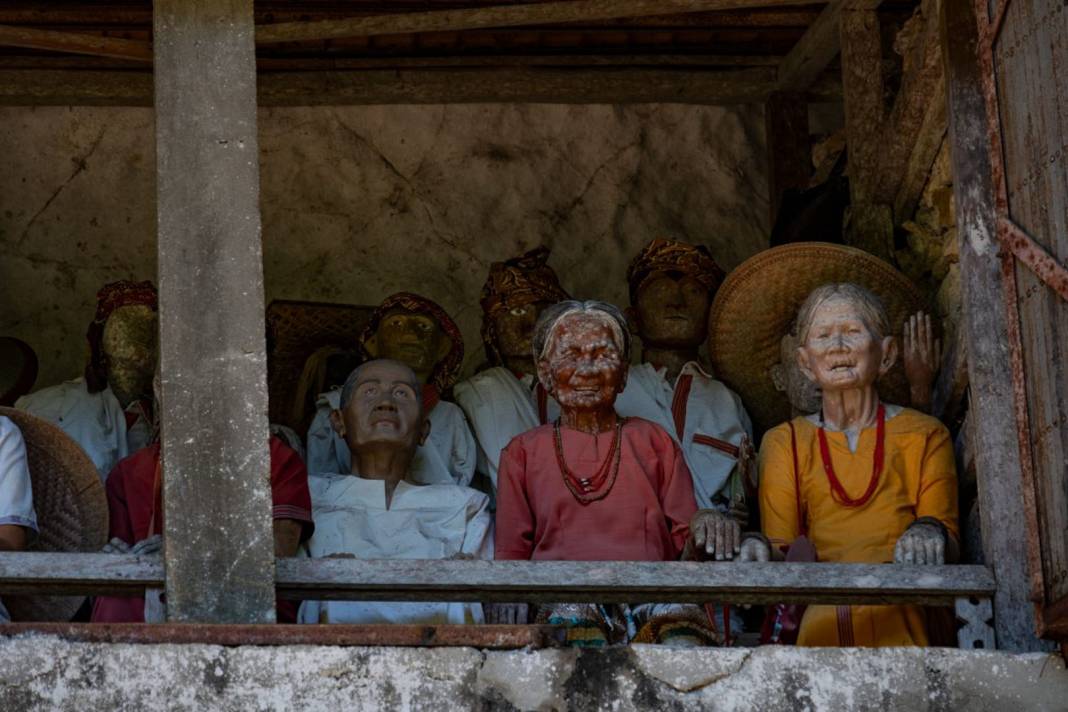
[
  {"left": 0, "top": 104, "right": 769, "bottom": 388},
  {"left": 1, "top": 636, "right": 1066, "bottom": 711}
]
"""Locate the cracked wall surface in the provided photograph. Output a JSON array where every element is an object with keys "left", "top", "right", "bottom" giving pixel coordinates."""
[
  {"left": 1, "top": 636, "right": 1065, "bottom": 711},
  {"left": 0, "top": 104, "right": 768, "bottom": 388}
]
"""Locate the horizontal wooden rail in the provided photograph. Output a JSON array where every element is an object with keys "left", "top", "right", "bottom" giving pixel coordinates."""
[
  {"left": 0, "top": 68, "right": 841, "bottom": 107},
  {"left": 0, "top": 553, "right": 995, "bottom": 606}
]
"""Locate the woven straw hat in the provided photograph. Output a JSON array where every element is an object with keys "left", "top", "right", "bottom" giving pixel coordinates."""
[
  {"left": 0, "top": 407, "right": 108, "bottom": 621},
  {"left": 708, "top": 243, "right": 928, "bottom": 435}
]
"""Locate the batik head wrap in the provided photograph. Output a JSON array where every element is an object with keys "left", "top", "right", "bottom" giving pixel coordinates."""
[
  {"left": 626, "top": 238, "right": 725, "bottom": 306},
  {"left": 479, "top": 247, "right": 570, "bottom": 365},
  {"left": 358, "top": 292, "right": 465, "bottom": 392},
  {"left": 84, "top": 280, "right": 158, "bottom": 394}
]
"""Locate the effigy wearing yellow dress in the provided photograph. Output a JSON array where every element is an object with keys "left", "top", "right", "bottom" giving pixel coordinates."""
[{"left": 758, "top": 407, "right": 958, "bottom": 647}]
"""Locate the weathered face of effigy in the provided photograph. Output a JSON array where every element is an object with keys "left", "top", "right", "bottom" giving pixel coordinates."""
[
  {"left": 796, "top": 294, "right": 895, "bottom": 396},
  {"left": 492, "top": 300, "right": 551, "bottom": 374},
  {"left": 101, "top": 304, "right": 158, "bottom": 407},
  {"left": 365, "top": 308, "right": 451, "bottom": 385},
  {"left": 338, "top": 359, "right": 425, "bottom": 455},
  {"left": 538, "top": 313, "right": 626, "bottom": 413},
  {"left": 633, "top": 272, "right": 710, "bottom": 348}
]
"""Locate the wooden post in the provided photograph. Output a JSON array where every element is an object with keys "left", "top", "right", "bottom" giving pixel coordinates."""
[
  {"left": 940, "top": 0, "right": 1049, "bottom": 652},
  {"left": 839, "top": 9, "right": 895, "bottom": 261},
  {"left": 765, "top": 91, "right": 811, "bottom": 225},
  {"left": 154, "top": 0, "right": 275, "bottom": 623}
]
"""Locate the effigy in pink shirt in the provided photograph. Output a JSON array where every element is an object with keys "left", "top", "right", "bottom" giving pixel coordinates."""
[{"left": 495, "top": 417, "right": 698, "bottom": 562}]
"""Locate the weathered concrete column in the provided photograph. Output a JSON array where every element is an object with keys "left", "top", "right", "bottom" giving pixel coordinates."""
[
  {"left": 154, "top": 0, "right": 275, "bottom": 622},
  {"left": 940, "top": 0, "right": 1048, "bottom": 651}
]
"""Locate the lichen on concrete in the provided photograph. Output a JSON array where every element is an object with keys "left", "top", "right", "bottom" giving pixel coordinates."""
[{"left": 2, "top": 635, "right": 1066, "bottom": 711}]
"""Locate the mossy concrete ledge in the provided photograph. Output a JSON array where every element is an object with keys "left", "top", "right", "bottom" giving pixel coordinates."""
[{"left": 1, "top": 635, "right": 1065, "bottom": 711}]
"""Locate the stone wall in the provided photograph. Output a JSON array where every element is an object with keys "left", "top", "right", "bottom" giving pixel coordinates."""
[
  {"left": 0, "top": 104, "right": 769, "bottom": 389},
  {"left": 1, "top": 636, "right": 1065, "bottom": 711}
]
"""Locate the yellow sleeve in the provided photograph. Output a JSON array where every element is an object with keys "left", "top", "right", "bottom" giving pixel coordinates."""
[
  {"left": 915, "top": 421, "right": 960, "bottom": 541},
  {"left": 758, "top": 423, "right": 802, "bottom": 549}
]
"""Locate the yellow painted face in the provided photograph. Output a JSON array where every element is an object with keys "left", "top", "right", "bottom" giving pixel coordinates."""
[
  {"left": 102, "top": 304, "right": 158, "bottom": 406},
  {"left": 365, "top": 308, "right": 451, "bottom": 383}
]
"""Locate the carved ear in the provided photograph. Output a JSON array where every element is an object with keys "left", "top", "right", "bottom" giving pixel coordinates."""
[
  {"left": 616, "top": 361, "right": 630, "bottom": 394},
  {"left": 796, "top": 346, "right": 816, "bottom": 383},
  {"left": 770, "top": 363, "right": 787, "bottom": 393},
  {"left": 363, "top": 332, "right": 380, "bottom": 358},
  {"left": 879, "top": 335, "right": 899, "bottom": 377},
  {"left": 329, "top": 409, "right": 346, "bottom": 438}
]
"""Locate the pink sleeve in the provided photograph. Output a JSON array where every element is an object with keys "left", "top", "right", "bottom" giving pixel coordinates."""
[
  {"left": 494, "top": 439, "right": 535, "bottom": 560},
  {"left": 658, "top": 430, "right": 699, "bottom": 558}
]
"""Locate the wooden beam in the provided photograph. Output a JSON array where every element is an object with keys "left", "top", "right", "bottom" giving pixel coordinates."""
[
  {"left": 0, "top": 24, "right": 152, "bottom": 62},
  {"left": 776, "top": 0, "right": 880, "bottom": 91},
  {"left": 875, "top": 0, "right": 945, "bottom": 210},
  {"left": 154, "top": 0, "right": 276, "bottom": 623},
  {"left": 0, "top": 553, "right": 996, "bottom": 607},
  {"left": 255, "top": 0, "right": 825, "bottom": 44},
  {"left": 765, "top": 91, "right": 811, "bottom": 223},
  {"left": 892, "top": 73, "right": 947, "bottom": 222},
  {"left": 839, "top": 8, "right": 883, "bottom": 206},
  {"left": 0, "top": 67, "right": 840, "bottom": 106},
  {"left": 941, "top": 0, "right": 1050, "bottom": 652}
]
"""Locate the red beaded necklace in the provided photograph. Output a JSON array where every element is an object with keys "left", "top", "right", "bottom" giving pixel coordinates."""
[
  {"left": 553, "top": 416, "right": 625, "bottom": 504},
  {"left": 816, "top": 403, "right": 886, "bottom": 508}
]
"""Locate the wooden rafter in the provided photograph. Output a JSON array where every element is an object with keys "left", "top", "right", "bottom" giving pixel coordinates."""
[
  {"left": 776, "top": 0, "right": 881, "bottom": 91},
  {"left": 0, "top": 24, "right": 151, "bottom": 62},
  {"left": 255, "top": 0, "right": 826, "bottom": 44},
  {"left": 876, "top": 0, "right": 946, "bottom": 214},
  {"left": 0, "top": 67, "right": 841, "bottom": 106}
]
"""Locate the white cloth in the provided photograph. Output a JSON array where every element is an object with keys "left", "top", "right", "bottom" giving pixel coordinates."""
[
  {"left": 615, "top": 362, "right": 752, "bottom": 510},
  {"left": 298, "top": 475, "right": 491, "bottom": 625},
  {"left": 15, "top": 378, "right": 151, "bottom": 481},
  {"left": 0, "top": 415, "right": 38, "bottom": 623},
  {"left": 305, "top": 389, "right": 476, "bottom": 487},
  {"left": 454, "top": 367, "right": 559, "bottom": 492},
  {"left": 804, "top": 403, "right": 904, "bottom": 452}
]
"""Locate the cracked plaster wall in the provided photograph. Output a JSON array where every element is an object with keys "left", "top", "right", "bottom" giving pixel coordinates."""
[
  {"left": 1, "top": 636, "right": 1066, "bottom": 711},
  {"left": 0, "top": 104, "right": 768, "bottom": 389}
]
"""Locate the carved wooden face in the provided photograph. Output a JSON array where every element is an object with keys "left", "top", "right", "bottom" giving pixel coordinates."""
[
  {"left": 101, "top": 304, "right": 158, "bottom": 406},
  {"left": 770, "top": 330, "right": 822, "bottom": 414},
  {"left": 334, "top": 360, "right": 427, "bottom": 454},
  {"left": 365, "top": 308, "right": 451, "bottom": 383},
  {"left": 633, "top": 273, "right": 710, "bottom": 348},
  {"left": 492, "top": 300, "right": 550, "bottom": 368},
  {"left": 537, "top": 313, "right": 627, "bottom": 412},
  {"left": 797, "top": 297, "right": 896, "bottom": 394}
]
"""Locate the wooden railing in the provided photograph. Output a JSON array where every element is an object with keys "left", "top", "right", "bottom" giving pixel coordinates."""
[{"left": 0, "top": 553, "right": 997, "bottom": 648}]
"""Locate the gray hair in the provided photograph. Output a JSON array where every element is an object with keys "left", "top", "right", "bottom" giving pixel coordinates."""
[
  {"left": 338, "top": 359, "right": 421, "bottom": 410},
  {"left": 532, "top": 299, "right": 631, "bottom": 363},
  {"left": 795, "top": 283, "right": 891, "bottom": 345}
]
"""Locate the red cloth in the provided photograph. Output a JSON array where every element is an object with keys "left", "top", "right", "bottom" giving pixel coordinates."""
[
  {"left": 495, "top": 417, "right": 698, "bottom": 561},
  {"left": 91, "top": 437, "right": 313, "bottom": 623}
]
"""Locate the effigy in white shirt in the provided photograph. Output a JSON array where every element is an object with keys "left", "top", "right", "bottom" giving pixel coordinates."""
[
  {"left": 15, "top": 378, "right": 152, "bottom": 481},
  {"left": 453, "top": 366, "right": 559, "bottom": 494},
  {"left": 298, "top": 474, "right": 491, "bottom": 625},
  {"left": 0, "top": 415, "right": 38, "bottom": 623},
  {"left": 305, "top": 388, "right": 476, "bottom": 487},
  {"left": 615, "top": 362, "right": 752, "bottom": 511}
]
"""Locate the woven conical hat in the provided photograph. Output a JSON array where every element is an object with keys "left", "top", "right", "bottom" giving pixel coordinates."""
[
  {"left": 0, "top": 406, "right": 108, "bottom": 621},
  {"left": 708, "top": 243, "right": 928, "bottom": 436}
]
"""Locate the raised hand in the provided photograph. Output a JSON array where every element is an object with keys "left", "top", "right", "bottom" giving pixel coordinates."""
[{"left": 902, "top": 311, "right": 942, "bottom": 412}]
